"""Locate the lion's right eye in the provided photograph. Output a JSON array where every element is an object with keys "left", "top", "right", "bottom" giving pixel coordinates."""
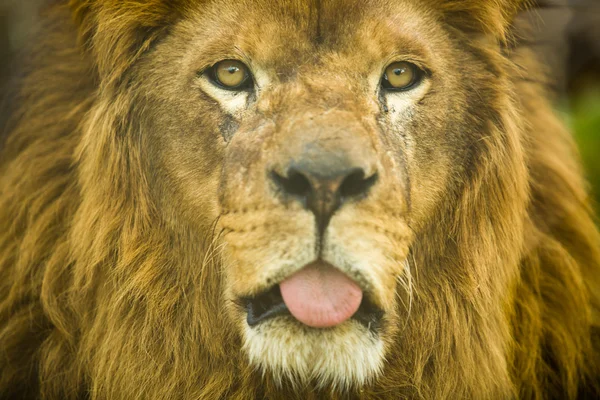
[{"left": 208, "top": 60, "right": 253, "bottom": 91}]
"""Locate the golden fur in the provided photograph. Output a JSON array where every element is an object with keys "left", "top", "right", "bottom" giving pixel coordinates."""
[{"left": 0, "top": 0, "right": 599, "bottom": 398}]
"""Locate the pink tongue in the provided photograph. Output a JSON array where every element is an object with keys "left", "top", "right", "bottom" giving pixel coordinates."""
[{"left": 279, "top": 262, "right": 363, "bottom": 328}]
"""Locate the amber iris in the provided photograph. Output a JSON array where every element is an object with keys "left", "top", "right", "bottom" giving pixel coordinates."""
[
  {"left": 213, "top": 60, "right": 251, "bottom": 89},
  {"left": 382, "top": 61, "right": 419, "bottom": 90}
]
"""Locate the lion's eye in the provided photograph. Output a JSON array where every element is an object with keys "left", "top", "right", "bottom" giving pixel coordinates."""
[
  {"left": 381, "top": 62, "right": 422, "bottom": 91},
  {"left": 209, "top": 60, "right": 253, "bottom": 90}
]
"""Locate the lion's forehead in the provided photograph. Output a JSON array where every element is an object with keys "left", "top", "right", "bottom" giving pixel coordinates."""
[{"left": 178, "top": 0, "right": 439, "bottom": 75}]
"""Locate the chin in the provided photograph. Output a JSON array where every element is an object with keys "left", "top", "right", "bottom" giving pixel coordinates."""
[{"left": 243, "top": 316, "right": 387, "bottom": 389}]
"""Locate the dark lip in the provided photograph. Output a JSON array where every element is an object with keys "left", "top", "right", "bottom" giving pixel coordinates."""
[{"left": 243, "top": 285, "right": 384, "bottom": 332}]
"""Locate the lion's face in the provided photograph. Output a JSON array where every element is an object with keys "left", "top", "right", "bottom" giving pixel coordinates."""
[{"left": 132, "top": 0, "right": 505, "bottom": 388}]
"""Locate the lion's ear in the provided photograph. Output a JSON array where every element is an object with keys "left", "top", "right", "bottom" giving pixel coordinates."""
[
  {"left": 69, "top": 0, "right": 188, "bottom": 85},
  {"left": 428, "top": 0, "right": 532, "bottom": 41}
]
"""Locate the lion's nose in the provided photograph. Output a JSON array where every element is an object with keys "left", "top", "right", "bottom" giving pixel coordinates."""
[{"left": 270, "top": 160, "right": 378, "bottom": 232}]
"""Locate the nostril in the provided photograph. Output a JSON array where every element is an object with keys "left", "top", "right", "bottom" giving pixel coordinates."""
[
  {"left": 271, "top": 169, "right": 312, "bottom": 198},
  {"left": 340, "top": 169, "right": 378, "bottom": 200}
]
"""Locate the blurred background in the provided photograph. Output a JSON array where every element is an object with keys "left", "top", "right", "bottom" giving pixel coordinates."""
[{"left": 0, "top": 0, "right": 599, "bottom": 209}]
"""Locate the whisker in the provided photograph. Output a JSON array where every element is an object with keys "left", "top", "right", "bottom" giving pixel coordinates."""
[{"left": 410, "top": 249, "right": 419, "bottom": 287}]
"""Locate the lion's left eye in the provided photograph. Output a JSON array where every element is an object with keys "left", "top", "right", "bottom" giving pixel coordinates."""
[
  {"left": 381, "top": 62, "right": 422, "bottom": 91},
  {"left": 208, "top": 60, "right": 253, "bottom": 91}
]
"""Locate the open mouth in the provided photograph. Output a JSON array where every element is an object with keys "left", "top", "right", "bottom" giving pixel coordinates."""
[{"left": 244, "top": 263, "right": 384, "bottom": 331}]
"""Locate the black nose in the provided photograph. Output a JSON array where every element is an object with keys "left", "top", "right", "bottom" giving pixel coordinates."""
[{"left": 270, "top": 161, "right": 378, "bottom": 232}]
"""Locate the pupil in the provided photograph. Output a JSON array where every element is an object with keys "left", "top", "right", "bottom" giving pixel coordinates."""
[
  {"left": 393, "top": 68, "right": 404, "bottom": 76},
  {"left": 227, "top": 66, "right": 239, "bottom": 75}
]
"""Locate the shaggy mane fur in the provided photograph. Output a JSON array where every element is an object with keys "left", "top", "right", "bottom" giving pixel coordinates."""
[{"left": 0, "top": 1, "right": 599, "bottom": 399}]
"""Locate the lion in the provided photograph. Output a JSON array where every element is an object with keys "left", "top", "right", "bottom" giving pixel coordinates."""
[{"left": 0, "top": 0, "right": 599, "bottom": 398}]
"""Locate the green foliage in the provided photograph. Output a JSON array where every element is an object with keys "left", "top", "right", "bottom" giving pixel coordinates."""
[{"left": 570, "top": 90, "right": 600, "bottom": 212}]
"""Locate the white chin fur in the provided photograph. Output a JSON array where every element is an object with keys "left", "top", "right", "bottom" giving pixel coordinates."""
[{"left": 243, "top": 317, "right": 386, "bottom": 390}]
